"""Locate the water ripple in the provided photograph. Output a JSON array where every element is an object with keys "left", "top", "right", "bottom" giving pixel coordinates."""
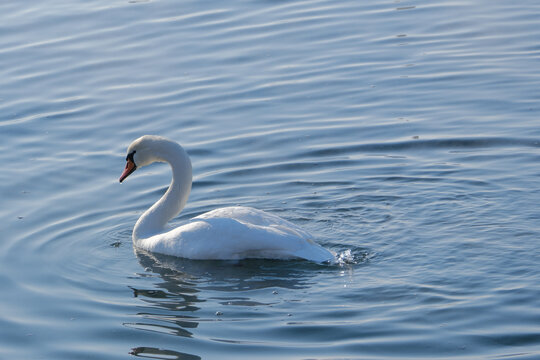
[{"left": 2, "top": 0, "right": 540, "bottom": 359}]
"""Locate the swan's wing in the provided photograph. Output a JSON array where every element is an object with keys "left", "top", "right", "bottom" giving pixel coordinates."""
[{"left": 194, "top": 206, "right": 313, "bottom": 239}]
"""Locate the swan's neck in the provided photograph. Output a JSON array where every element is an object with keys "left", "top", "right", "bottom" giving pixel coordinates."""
[{"left": 133, "top": 146, "right": 192, "bottom": 241}]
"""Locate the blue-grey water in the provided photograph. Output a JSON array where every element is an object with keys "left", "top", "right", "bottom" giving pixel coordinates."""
[{"left": 1, "top": 0, "right": 540, "bottom": 359}]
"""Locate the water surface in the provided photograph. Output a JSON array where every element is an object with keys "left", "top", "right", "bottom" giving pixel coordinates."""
[{"left": 1, "top": 0, "right": 540, "bottom": 359}]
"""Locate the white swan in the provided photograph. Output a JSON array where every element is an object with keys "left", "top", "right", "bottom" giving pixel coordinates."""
[{"left": 119, "top": 135, "right": 335, "bottom": 263}]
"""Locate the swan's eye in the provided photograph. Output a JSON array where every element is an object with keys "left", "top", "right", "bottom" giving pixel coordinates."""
[{"left": 126, "top": 150, "right": 136, "bottom": 164}]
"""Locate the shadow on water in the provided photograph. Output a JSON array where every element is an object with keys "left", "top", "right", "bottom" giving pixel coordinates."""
[{"left": 133, "top": 248, "right": 325, "bottom": 291}]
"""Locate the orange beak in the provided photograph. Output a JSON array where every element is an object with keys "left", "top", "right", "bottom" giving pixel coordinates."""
[{"left": 119, "top": 159, "right": 137, "bottom": 183}]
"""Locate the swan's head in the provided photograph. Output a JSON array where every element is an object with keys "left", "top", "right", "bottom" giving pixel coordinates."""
[{"left": 119, "top": 135, "right": 184, "bottom": 183}]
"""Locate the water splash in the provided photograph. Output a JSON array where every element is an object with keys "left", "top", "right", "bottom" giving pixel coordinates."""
[{"left": 335, "top": 249, "right": 358, "bottom": 266}]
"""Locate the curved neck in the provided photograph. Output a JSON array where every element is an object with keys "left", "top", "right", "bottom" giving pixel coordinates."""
[{"left": 133, "top": 146, "right": 192, "bottom": 241}]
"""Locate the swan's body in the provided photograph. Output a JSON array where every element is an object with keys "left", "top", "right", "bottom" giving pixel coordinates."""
[{"left": 120, "top": 135, "right": 334, "bottom": 263}]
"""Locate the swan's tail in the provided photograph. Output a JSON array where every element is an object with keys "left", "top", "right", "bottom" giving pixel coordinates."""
[{"left": 297, "top": 244, "right": 335, "bottom": 263}]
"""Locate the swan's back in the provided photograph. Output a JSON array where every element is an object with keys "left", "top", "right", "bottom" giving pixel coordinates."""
[{"left": 195, "top": 206, "right": 313, "bottom": 239}]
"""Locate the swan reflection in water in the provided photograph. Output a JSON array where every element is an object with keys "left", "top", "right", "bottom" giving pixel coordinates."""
[{"left": 127, "top": 249, "right": 327, "bottom": 359}]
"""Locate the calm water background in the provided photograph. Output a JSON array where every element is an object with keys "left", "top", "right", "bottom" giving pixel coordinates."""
[{"left": 1, "top": 0, "right": 540, "bottom": 359}]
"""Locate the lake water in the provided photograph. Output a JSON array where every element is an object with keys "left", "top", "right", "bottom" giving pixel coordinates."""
[{"left": 1, "top": 0, "right": 540, "bottom": 359}]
